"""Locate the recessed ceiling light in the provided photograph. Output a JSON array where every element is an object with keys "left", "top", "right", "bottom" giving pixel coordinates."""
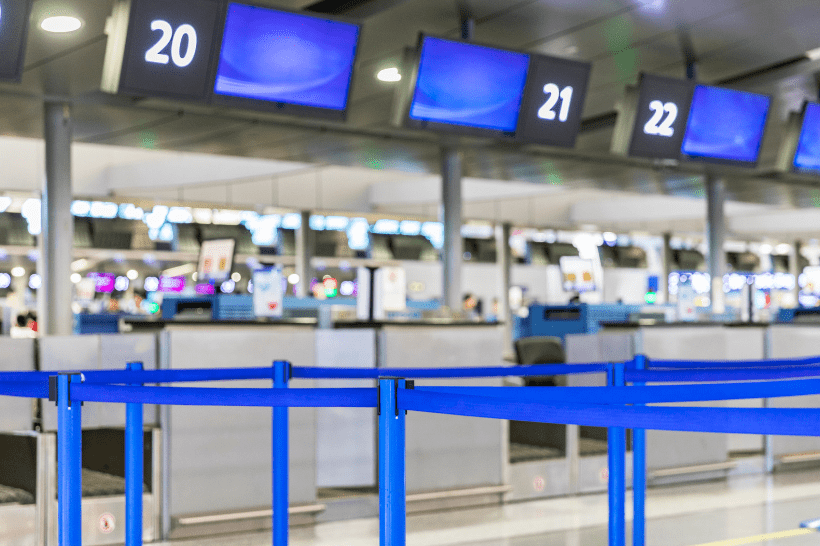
[
  {"left": 377, "top": 67, "right": 402, "bottom": 82},
  {"left": 41, "top": 15, "right": 82, "bottom": 33}
]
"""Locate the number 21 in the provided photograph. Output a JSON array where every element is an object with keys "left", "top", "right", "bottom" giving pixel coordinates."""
[{"left": 538, "top": 84, "right": 574, "bottom": 122}]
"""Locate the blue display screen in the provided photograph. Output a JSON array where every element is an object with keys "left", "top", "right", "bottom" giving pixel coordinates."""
[
  {"left": 681, "top": 85, "right": 770, "bottom": 164},
  {"left": 409, "top": 37, "right": 530, "bottom": 132},
  {"left": 214, "top": 3, "right": 360, "bottom": 110},
  {"left": 794, "top": 103, "right": 820, "bottom": 172}
]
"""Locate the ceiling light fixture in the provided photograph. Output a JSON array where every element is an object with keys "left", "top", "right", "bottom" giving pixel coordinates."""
[
  {"left": 41, "top": 15, "right": 82, "bottom": 33},
  {"left": 377, "top": 67, "right": 402, "bottom": 82}
]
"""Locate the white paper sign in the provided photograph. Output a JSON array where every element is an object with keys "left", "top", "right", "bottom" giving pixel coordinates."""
[
  {"left": 252, "top": 269, "right": 284, "bottom": 318},
  {"left": 198, "top": 239, "right": 236, "bottom": 283},
  {"left": 380, "top": 266, "right": 406, "bottom": 312}
]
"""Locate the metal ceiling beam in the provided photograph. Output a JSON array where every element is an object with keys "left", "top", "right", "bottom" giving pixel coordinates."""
[{"left": 304, "top": 0, "right": 410, "bottom": 18}]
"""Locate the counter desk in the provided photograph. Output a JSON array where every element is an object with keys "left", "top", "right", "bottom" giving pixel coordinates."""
[{"left": 567, "top": 322, "right": 769, "bottom": 486}]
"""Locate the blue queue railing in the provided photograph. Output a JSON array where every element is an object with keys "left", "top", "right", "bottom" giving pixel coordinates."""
[{"left": 4, "top": 355, "right": 820, "bottom": 546}]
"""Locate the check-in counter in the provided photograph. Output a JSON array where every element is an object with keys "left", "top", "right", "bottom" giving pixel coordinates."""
[
  {"left": 566, "top": 323, "right": 767, "bottom": 487},
  {"left": 373, "top": 322, "right": 508, "bottom": 507},
  {"left": 0, "top": 338, "right": 41, "bottom": 546},
  {"left": 152, "top": 322, "right": 319, "bottom": 539},
  {"left": 40, "top": 334, "right": 160, "bottom": 546},
  {"left": 766, "top": 324, "right": 820, "bottom": 464}
]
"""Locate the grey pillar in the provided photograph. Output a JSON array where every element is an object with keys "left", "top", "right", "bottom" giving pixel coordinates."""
[
  {"left": 441, "top": 148, "right": 463, "bottom": 312},
  {"left": 496, "top": 222, "right": 513, "bottom": 354},
  {"left": 41, "top": 102, "right": 74, "bottom": 336},
  {"left": 295, "top": 210, "right": 313, "bottom": 298},
  {"left": 663, "top": 232, "right": 673, "bottom": 303},
  {"left": 705, "top": 175, "right": 726, "bottom": 314},
  {"left": 790, "top": 241, "right": 801, "bottom": 306}
]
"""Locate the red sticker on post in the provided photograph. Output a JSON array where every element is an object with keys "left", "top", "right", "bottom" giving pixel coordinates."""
[{"left": 99, "top": 513, "right": 116, "bottom": 534}]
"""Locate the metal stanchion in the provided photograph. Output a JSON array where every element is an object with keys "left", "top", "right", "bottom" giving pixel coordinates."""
[
  {"left": 379, "top": 378, "right": 406, "bottom": 546},
  {"left": 607, "top": 363, "right": 626, "bottom": 546},
  {"left": 632, "top": 355, "right": 647, "bottom": 546},
  {"left": 52, "top": 373, "right": 83, "bottom": 546},
  {"left": 273, "top": 360, "right": 290, "bottom": 546},
  {"left": 125, "top": 362, "right": 144, "bottom": 546}
]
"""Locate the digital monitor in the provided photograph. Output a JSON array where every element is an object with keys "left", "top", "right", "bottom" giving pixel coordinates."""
[
  {"left": 197, "top": 238, "right": 236, "bottom": 284},
  {"left": 559, "top": 257, "right": 596, "bottom": 293},
  {"left": 88, "top": 273, "right": 116, "bottom": 294},
  {"left": 212, "top": 3, "right": 360, "bottom": 119},
  {"left": 102, "top": 0, "right": 222, "bottom": 100},
  {"left": 793, "top": 102, "right": 820, "bottom": 173},
  {"left": 0, "top": 0, "right": 34, "bottom": 82},
  {"left": 407, "top": 36, "right": 530, "bottom": 134},
  {"left": 681, "top": 85, "right": 770, "bottom": 166}
]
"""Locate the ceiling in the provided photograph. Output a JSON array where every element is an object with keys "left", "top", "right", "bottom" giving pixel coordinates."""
[{"left": 4, "top": 0, "right": 820, "bottom": 240}]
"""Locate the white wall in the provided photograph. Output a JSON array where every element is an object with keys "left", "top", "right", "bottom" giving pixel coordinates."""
[{"left": 602, "top": 268, "right": 650, "bottom": 305}]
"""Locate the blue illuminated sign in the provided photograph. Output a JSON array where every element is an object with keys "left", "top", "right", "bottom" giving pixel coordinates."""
[
  {"left": 681, "top": 85, "right": 770, "bottom": 165},
  {"left": 409, "top": 37, "right": 529, "bottom": 132},
  {"left": 214, "top": 3, "right": 360, "bottom": 115},
  {"left": 794, "top": 102, "right": 820, "bottom": 173}
]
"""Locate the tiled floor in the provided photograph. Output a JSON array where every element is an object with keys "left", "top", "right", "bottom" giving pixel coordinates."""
[{"left": 158, "top": 468, "right": 820, "bottom": 546}]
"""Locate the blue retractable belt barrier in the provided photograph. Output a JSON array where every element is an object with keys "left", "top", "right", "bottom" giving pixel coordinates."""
[
  {"left": 292, "top": 363, "right": 608, "bottom": 379},
  {"left": 398, "top": 389, "right": 820, "bottom": 436},
  {"left": 626, "top": 366, "right": 820, "bottom": 383}
]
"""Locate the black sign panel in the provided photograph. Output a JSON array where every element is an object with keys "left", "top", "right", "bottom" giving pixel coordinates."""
[
  {"left": 118, "top": 0, "right": 221, "bottom": 100},
  {"left": 0, "top": 0, "right": 33, "bottom": 82},
  {"left": 627, "top": 73, "right": 694, "bottom": 159},
  {"left": 516, "top": 55, "right": 591, "bottom": 147}
]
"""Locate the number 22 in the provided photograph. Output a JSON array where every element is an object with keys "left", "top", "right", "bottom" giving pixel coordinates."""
[{"left": 643, "top": 100, "right": 678, "bottom": 137}]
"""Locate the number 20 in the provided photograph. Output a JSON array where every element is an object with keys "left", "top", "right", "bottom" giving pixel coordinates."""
[
  {"left": 145, "top": 20, "right": 197, "bottom": 68},
  {"left": 538, "top": 84, "right": 574, "bottom": 122},
  {"left": 643, "top": 100, "right": 678, "bottom": 137}
]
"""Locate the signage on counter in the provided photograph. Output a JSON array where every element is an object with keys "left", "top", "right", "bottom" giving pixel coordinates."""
[{"left": 252, "top": 268, "right": 284, "bottom": 318}]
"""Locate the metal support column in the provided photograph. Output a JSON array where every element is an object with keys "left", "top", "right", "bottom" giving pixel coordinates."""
[
  {"left": 607, "top": 363, "right": 626, "bottom": 546},
  {"left": 42, "top": 102, "right": 75, "bottom": 336},
  {"left": 379, "top": 378, "right": 406, "bottom": 546},
  {"left": 125, "top": 362, "right": 144, "bottom": 546},
  {"left": 790, "top": 241, "right": 801, "bottom": 307},
  {"left": 632, "top": 355, "right": 647, "bottom": 546},
  {"left": 273, "top": 360, "right": 290, "bottom": 546},
  {"left": 441, "top": 149, "right": 463, "bottom": 312},
  {"left": 295, "top": 211, "right": 313, "bottom": 298},
  {"left": 54, "top": 373, "right": 83, "bottom": 546},
  {"left": 496, "top": 223, "right": 513, "bottom": 353},
  {"left": 662, "top": 233, "right": 673, "bottom": 304},
  {"left": 705, "top": 175, "right": 726, "bottom": 315}
]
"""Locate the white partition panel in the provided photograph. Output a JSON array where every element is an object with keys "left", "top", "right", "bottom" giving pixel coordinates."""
[
  {"left": 380, "top": 325, "right": 505, "bottom": 493},
  {"left": 314, "top": 328, "right": 376, "bottom": 488},
  {"left": 165, "top": 326, "right": 316, "bottom": 517},
  {"left": 767, "top": 325, "right": 820, "bottom": 457},
  {"left": 0, "top": 338, "right": 36, "bottom": 431}
]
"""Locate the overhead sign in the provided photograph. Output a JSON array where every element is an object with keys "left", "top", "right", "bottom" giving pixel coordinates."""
[
  {"left": 102, "top": 0, "right": 221, "bottom": 100},
  {"left": 101, "top": 0, "right": 361, "bottom": 119},
  {"left": 402, "top": 35, "right": 591, "bottom": 146},
  {"left": 625, "top": 73, "right": 694, "bottom": 160},
  {"left": 0, "top": 0, "right": 34, "bottom": 82},
  {"left": 515, "top": 54, "right": 591, "bottom": 147}
]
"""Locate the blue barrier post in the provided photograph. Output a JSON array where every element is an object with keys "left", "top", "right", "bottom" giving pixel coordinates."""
[
  {"left": 379, "top": 378, "right": 406, "bottom": 546},
  {"left": 55, "top": 373, "right": 83, "bottom": 546},
  {"left": 125, "top": 362, "right": 144, "bottom": 546},
  {"left": 273, "top": 361, "right": 290, "bottom": 546},
  {"left": 632, "top": 355, "right": 646, "bottom": 546},
  {"left": 607, "top": 363, "right": 626, "bottom": 546}
]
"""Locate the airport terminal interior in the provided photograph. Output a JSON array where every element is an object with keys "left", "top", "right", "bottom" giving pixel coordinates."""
[{"left": 7, "top": 0, "right": 820, "bottom": 545}]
